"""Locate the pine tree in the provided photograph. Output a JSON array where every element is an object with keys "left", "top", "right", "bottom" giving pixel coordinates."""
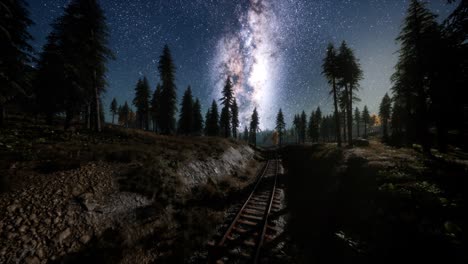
[
  {"left": 243, "top": 126, "right": 249, "bottom": 142},
  {"left": 0, "top": 0, "right": 34, "bottom": 126},
  {"left": 219, "top": 107, "right": 231, "bottom": 138},
  {"left": 119, "top": 101, "right": 130, "bottom": 128},
  {"left": 379, "top": 93, "right": 392, "bottom": 141},
  {"left": 275, "top": 109, "right": 286, "bottom": 146},
  {"left": 110, "top": 98, "right": 118, "bottom": 124},
  {"left": 313, "top": 107, "right": 322, "bottom": 142},
  {"left": 354, "top": 107, "right": 361, "bottom": 137},
  {"left": 192, "top": 98, "right": 203, "bottom": 136},
  {"left": 249, "top": 108, "right": 260, "bottom": 146},
  {"left": 337, "top": 41, "right": 363, "bottom": 146},
  {"left": 158, "top": 45, "right": 177, "bottom": 134},
  {"left": 307, "top": 110, "right": 315, "bottom": 142},
  {"left": 66, "top": 0, "right": 112, "bottom": 131},
  {"left": 150, "top": 84, "right": 162, "bottom": 132},
  {"left": 219, "top": 76, "right": 234, "bottom": 138},
  {"left": 392, "top": 0, "right": 440, "bottom": 152},
  {"left": 34, "top": 0, "right": 113, "bottom": 131},
  {"left": 35, "top": 33, "right": 65, "bottom": 125},
  {"left": 293, "top": 114, "right": 301, "bottom": 144},
  {"left": 322, "top": 43, "right": 342, "bottom": 147},
  {"left": 300, "top": 111, "right": 307, "bottom": 144},
  {"left": 133, "top": 77, "right": 151, "bottom": 130},
  {"left": 231, "top": 98, "right": 239, "bottom": 138},
  {"left": 205, "top": 100, "right": 219, "bottom": 136},
  {"left": 362, "top": 105, "right": 370, "bottom": 138},
  {"left": 178, "top": 86, "right": 194, "bottom": 135}
]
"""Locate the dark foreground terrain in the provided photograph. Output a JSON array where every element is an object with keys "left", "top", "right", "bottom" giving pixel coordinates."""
[
  {"left": 280, "top": 142, "right": 466, "bottom": 263},
  {"left": 1, "top": 119, "right": 467, "bottom": 263},
  {"left": 0, "top": 119, "right": 262, "bottom": 263}
]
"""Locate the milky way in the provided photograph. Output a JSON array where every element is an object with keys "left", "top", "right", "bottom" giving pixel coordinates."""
[{"left": 212, "top": 0, "right": 283, "bottom": 129}]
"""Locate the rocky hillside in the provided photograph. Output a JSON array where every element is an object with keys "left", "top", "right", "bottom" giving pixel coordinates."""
[{"left": 0, "top": 123, "right": 261, "bottom": 263}]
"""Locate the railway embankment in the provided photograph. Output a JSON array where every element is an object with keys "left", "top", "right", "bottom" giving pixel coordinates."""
[{"left": 0, "top": 123, "right": 262, "bottom": 263}]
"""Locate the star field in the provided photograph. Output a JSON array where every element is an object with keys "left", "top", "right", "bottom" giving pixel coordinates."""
[{"left": 27, "top": 0, "right": 456, "bottom": 129}]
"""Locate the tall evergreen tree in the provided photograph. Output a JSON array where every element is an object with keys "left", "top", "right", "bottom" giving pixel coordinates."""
[
  {"left": 205, "top": 100, "right": 219, "bottom": 136},
  {"left": 219, "top": 76, "right": 234, "bottom": 138},
  {"left": 322, "top": 43, "right": 342, "bottom": 147},
  {"left": 307, "top": 110, "right": 315, "bottom": 141},
  {"left": 110, "top": 98, "right": 118, "bottom": 124},
  {"left": 249, "top": 108, "right": 260, "bottom": 146},
  {"left": 119, "top": 101, "right": 130, "bottom": 128},
  {"left": 300, "top": 111, "right": 307, "bottom": 144},
  {"left": 192, "top": 98, "right": 203, "bottom": 136},
  {"left": 293, "top": 114, "right": 301, "bottom": 144},
  {"left": 35, "top": 0, "right": 113, "bottom": 131},
  {"left": 0, "top": 0, "right": 34, "bottom": 126},
  {"left": 231, "top": 98, "right": 239, "bottom": 138},
  {"left": 35, "top": 33, "right": 65, "bottom": 124},
  {"left": 337, "top": 41, "right": 363, "bottom": 146},
  {"left": 379, "top": 93, "right": 392, "bottom": 141},
  {"left": 392, "top": 0, "right": 440, "bottom": 152},
  {"left": 362, "top": 105, "right": 370, "bottom": 138},
  {"left": 133, "top": 77, "right": 151, "bottom": 130},
  {"left": 158, "top": 45, "right": 177, "bottom": 134},
  {"left": 354, "top": 107, "right": 361, "bottom": 137},
  {"left": 275, "top": 108, "right": 286, "bottom": 146},
  {"left": 178, "top": 86, "right": 194, "bottom": 135},
  {"left": 67, "top": 0, "right": 112, "bottom": 131},
  {"left": 150, "top": 84, "right": 162, "bottom": 132}
]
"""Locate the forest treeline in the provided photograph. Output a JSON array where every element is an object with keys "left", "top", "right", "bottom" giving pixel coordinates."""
[
  {"left": 1, "top": 0, "right": 466, "bottom": 152},
  {"left": 274, "top": 0, "right": 467, "bottom": 153},
  {"left": 378, "top": 0, "right": 468, "bottom": 153},
  {"left": 0, "top": 0, "right": 263, "bottom": 144}
]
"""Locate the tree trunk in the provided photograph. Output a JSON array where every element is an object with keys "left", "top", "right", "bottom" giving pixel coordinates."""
[
  {"left": 342, "top": 113, "right": 347, "bottom": 142},
  {"left": 364, "top": 122, "right": 367, "bottom": 138},
  {"left": 112, "top": 114, "right": 115, "bottom": 124},
  {"left": 332, "top": 78, "right": 342, "bottom": 147},
  {"left": 93, "top": 70, "right": 101, "bottom": 132},
  {"left": 357, "top": 120, "right": 360, "bottom": 137},
  {"left": 346, "top": 84, "right": 353, "bottom": 147}
]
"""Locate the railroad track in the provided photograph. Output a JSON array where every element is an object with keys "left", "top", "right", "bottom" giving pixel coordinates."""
[{"left": 209, "top": 159, "right": 281, "bottom": 264}]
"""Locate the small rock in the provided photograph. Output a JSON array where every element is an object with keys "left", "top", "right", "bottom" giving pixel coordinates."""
[
  {"left": 19, "top": 225, "right": 27, "bottom": 232},
  {"left": 36, "top": 248, "right": 44, "bottom": 259},
  {"left": 7, "top": 204, "right": 18, "bottom": 213},
  {"left": 79, "top": 234, "right": 91, "bottom": 244},
  {"left": 55, "top": 228, "right": 71, "bottom": 244},
  {"left": 25, "top": 256, "right": 40, "bottom": 264}
]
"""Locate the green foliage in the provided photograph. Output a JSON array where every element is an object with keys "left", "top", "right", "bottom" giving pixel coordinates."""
[
  {"left": 231, "top": 98, "right": 239, "bottom": 138},
  {"left": 322, "top": 43, "right": 342, "bottom": 147},
  {"left": 133, "top": 77, "right": 151, "bottom": 130},
  {"left": 158, "top": 45, "right": 177, "bottom": 134},
  {"left": 110, "top": 98, "right": 118, "bottom": 124},
  {"left": 276, "top": 108, "right": 286, "bottom": 145},
  {"left": 0, "top": 0, "right": 34, "bottom": 126},
  {"left": 177, "top": 86, "right": 194, "bottom": 135},
  {"left": 249, "top": 107, "right": 259, "bottom": 145},
  {"left": 219, "top": 77, "right": 234, "bottom": 138},
  {"left": 192, "top": 98, "right": 203, "bottom": 136},
  {"left": 205, "top": 100, "right": 219, "bottom": 136},
  {"left": 150, "top": 84, "right": 162, "bottom": 132}
]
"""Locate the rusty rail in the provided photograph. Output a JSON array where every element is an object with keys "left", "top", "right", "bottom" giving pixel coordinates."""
[{"left": 210, "top": 159, "right": 280, "bottom": 263}]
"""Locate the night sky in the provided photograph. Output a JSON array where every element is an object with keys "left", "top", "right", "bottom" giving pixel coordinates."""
[{"left": 27, "top": 0, "right": 456, "bottom": 129}]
